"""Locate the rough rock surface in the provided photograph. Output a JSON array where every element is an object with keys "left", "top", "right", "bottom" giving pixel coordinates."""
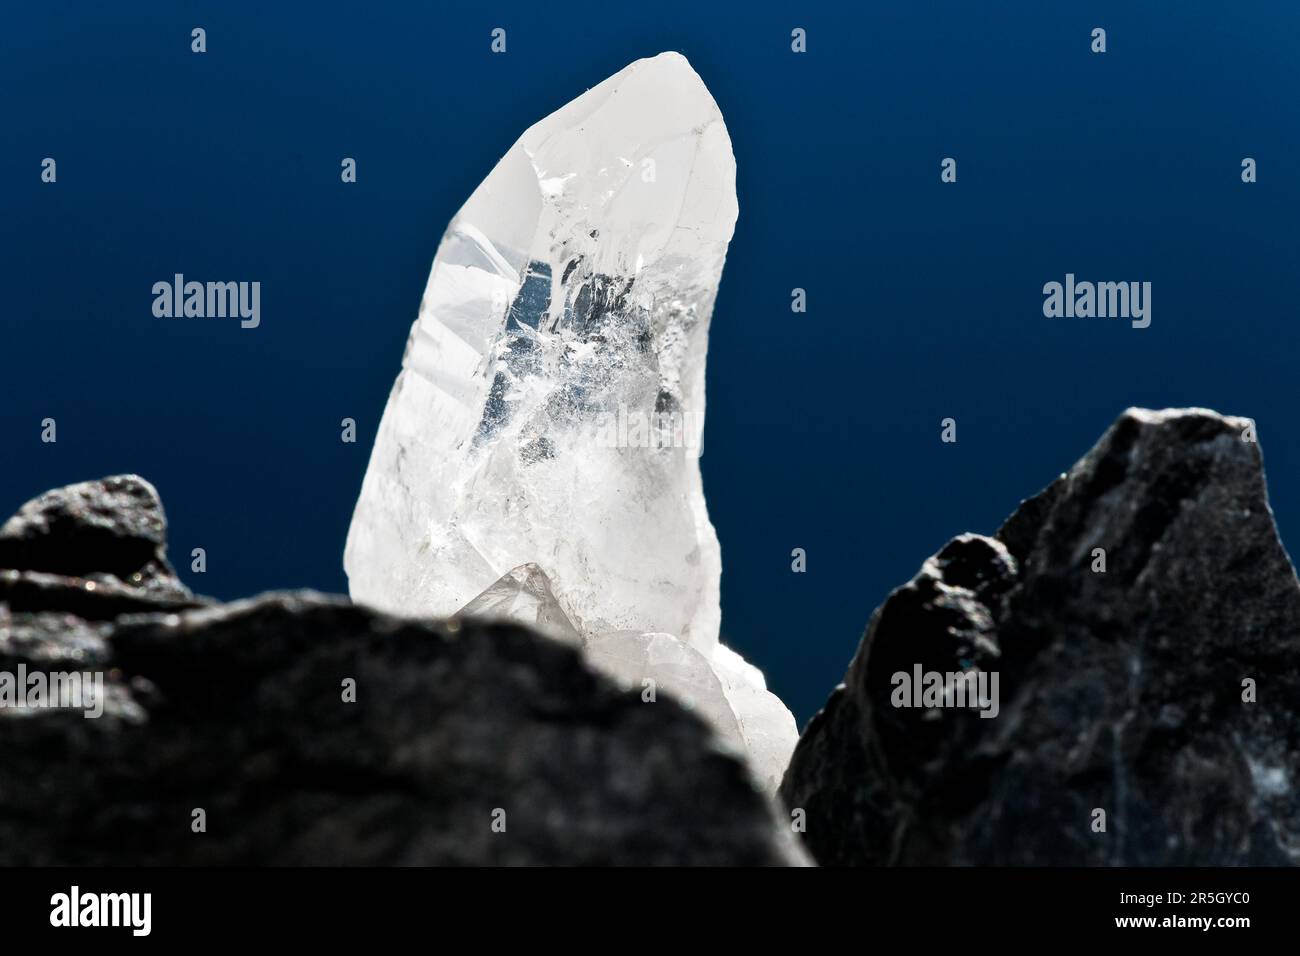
[
  {"left": 781, "top": 408, "right": 1300, "bottom": 865},
  {"left": 0, "top": 476, "right": 192, "bottom": 603},
  {"left": 0, "top": 477, "right": 805, "bottom": 866}
]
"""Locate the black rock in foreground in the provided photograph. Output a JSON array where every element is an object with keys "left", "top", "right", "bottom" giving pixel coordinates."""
[
  {"left": 0, "top": 477, "right": 804, "bottom": 865},
  {"left": 781, "top": 408, "right": 1300, "bottom": 865}
]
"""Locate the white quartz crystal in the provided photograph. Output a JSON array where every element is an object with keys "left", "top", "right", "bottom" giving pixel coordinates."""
[
  {"left": 590, "top": 634, "right": 797, "bottom": 792},
  {"left": 345, "top": 52, "right": 797, "bottom": 790}
]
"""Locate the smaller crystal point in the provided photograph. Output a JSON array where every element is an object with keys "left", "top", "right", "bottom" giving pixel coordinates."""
[
  {"left": 711, "top": 644, "right": 800, "bottom": 792},
  {"left": 455, "top": 562, "right": 582, "bottom": 645},
  {"left": 585, "top": 630, "right": 745, "bottom": 750}
]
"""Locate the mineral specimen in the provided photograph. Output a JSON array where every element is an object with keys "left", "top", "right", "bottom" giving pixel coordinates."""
[
  {"left": 345, "top": 53, "right": 798, "bottom": 789},
  {"left": 344, "top": 52, "right": 735, "bottom": 647}
]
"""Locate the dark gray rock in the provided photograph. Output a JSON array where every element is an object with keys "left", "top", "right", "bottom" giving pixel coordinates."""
[
  {"left": 0, "top": 475, "right": 197, "bottom": 606},
  {"left": 0, "top": 477, "right": 804, "bottom": 866},
  {"left": 0, "top": 569, "right": 202, "bottom": 620},
  {"left": 781, "top": 407, "right": 1300, "bottom": 865}
]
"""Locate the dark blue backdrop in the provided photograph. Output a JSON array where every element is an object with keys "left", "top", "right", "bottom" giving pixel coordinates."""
[{"left": 4, "top": 1, "right": 1299, "bottom": 723}]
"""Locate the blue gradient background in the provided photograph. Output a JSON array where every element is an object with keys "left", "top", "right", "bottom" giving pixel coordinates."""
[{"left": 4, "top": 2, "right": 1298, "bottom": 724}]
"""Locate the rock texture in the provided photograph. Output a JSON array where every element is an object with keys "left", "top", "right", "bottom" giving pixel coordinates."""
[
  {"left": 0, "top": 477, "right": 805, "bottom": 866},
  {"left": 0, "top": 475, "right": 200, "bottom": 613},
  {"left": 781, "top": 408, "right": 1300, "bottom": 865}
]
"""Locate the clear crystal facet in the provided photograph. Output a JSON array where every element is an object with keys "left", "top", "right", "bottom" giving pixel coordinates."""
[
  {"left": 455, "top": 562, "right": 582, "bottom": 646},
  {"left": 346, "top": 52, "right": 797, "bottom": 790}
]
